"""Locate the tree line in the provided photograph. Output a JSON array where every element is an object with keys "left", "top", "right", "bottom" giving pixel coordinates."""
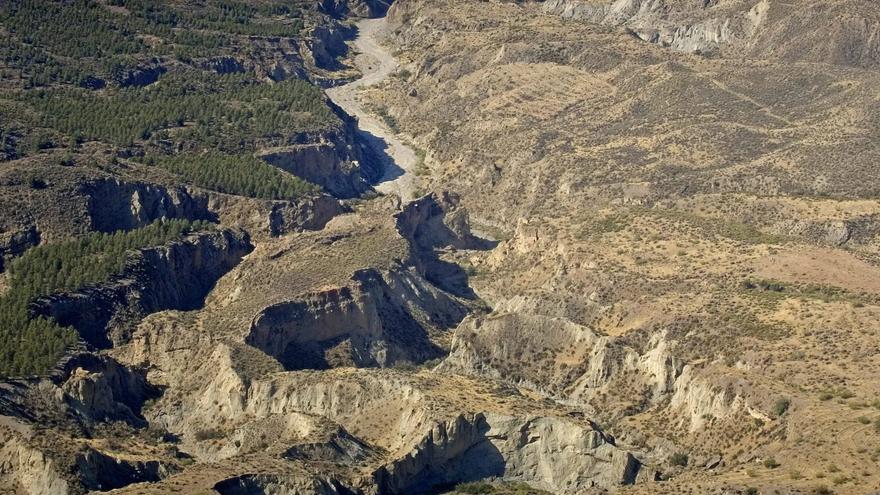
[
  {"left": 23, "top": 72, "right": 337, "bottom": 149},
  {"left": 150, "top": 152, "right": 318, "bottom": 200},
  {"left": 0, "top": 0, "right": 309, "bottom": 88},
  {"left": 0, "top": 219, "right": 212, "bottom": 377}
]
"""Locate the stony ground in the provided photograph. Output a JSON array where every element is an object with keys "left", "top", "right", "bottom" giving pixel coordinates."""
[
  {"left": 366, "top": 0, "right": 880, "bottom": 493},
  {"left": 3, "top": 1, "right": 880, "bottom": 494}
]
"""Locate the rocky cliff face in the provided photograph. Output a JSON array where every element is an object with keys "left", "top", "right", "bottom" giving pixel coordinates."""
[
  {"left": 205, "top": 192, "right": 345, "bottom": 240},
  {"left": 440, "top": 312, "right": 686, "bottom": 417},
  {"left": 58, "top": 353, "right": 157, "bottom": 425},
  {"left": 542, "top": 0, "right": 766, "bottom": 55},
  {"left": 246, "top": 267, "right": 466, "bottom": 370},
  {"left": 33, "top": 229, "right": 252, "bottom": 348},
  {"left": 0, "top": 360, "right": 179, "bottom": 494},
  {"left": 373, "top": 412, "right": 646, "bottom": 494},
  {"left": 318, "top": 0, "right": 393, "bottom": 19},
  {"left": 543, "top": 0, "right": 880, "bottom": 68},
  {"left": 260, "top": 121, "right": 382, "bottom": 199},
  {"left": 0, "top": 433, "right": 69, "bottom": 495},
  {"left": 0, "top": 225, "right": 39, "bottom": 272},
  {"left": 80, "top": 179, "right": 214, "bottom": 233},
  {"left": 75, "top": 447, "right": 176, "bottom": 492},
  {"left": 213, "top": 474, "right": 354, "bottom": 495},
  {"left": 306, "top": 23, "right": 354, "bottom": 72}
]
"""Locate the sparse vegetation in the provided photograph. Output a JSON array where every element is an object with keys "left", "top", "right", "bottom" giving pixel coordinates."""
[
  {"left": 374, "top": 105, "right": 400, "bottom": 133},
  {"left": 453, "top": 481, "right": 551, "bottom": 495},
  {"left": 194, "top": 428, "right": 226, "bottom": 441}
]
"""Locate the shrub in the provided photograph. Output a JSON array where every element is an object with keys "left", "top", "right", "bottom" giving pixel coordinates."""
[
  {"left": 194, "top": 428, "right": 225, "bottom": 441},
  {"left": 763, "top": 457, "right": 780, "bottom": 469},
  {"left": 456, "top": 482, "right": 495, "bottom": 494},
  {"left": 28, "top": 176, "right": 47, "bottom": 189},
  {"left": 772, "top": 397, "right": 791, "bottom": 417},
  {"left": 670, "top": 452, "right": 689, "bottom": 467}
]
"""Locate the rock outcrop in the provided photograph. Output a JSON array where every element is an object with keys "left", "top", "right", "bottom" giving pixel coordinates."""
[
  {"left": 58, "top": 353, "right": 157, "bottom": 425},
  {"left": 0, "top": 225, "right": 39, "bottom": 272},
  {"left": 0, "top": 433, "right": 69, "bottom": 495},
  {"left": 111, "top": 63, "right": 167, "bottom": 87},
  {"left": 544, "top": 0, "right": 880, "bottom": 68},
  {"left": 33, "top": 229, "right": 252, "bottom": 348},
  {"left": 75, "top": 447, "right": 176, "bottom": 492},
  {"left": 268, "top": 195, "right": 347, "bottom": 236},
  {"left": 259, "top": 121, "right": 382, "bottom": 199},
  {"left": 542, "top": 0, "right": 766, "bottom": 55},
  {"left": 246, "top": 267, "right": 466, "bottom": 370},
  {"left": 394, "top": 192, "right": 492, "bottom": 298},
  {"left": 440, "top": 312, "right": 684, "bottom": 414},
  {"left": 318, "top": 0, "right": 393, "bottom": 19},
  {"left": 307, "top": 23, "right": 354, "bottom": 71},
  {"left": 203, "top": 192, "right": 345, "bottom": 239},
  {"left": 373, "top": 412, "right": 646, "bottom": 494},
  {"left": 213, "top": 475, "right": 354, "bottom": 495},
  {"left": 80, "top": 179, "right": 214, "bottom": 233}
]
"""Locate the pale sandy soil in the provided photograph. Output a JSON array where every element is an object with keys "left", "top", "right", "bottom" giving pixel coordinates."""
[{"left": 326, "top": 18, "right": 420, "bottom": 201}]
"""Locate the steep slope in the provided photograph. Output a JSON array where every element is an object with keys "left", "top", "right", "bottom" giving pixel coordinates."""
[
  {"left": 367, "top": 0, "right": 880, "bottom": 492},
  {"left": 4, "top": 0, "right": 880, "bottom": 493},
  {"left": 543, "top": 0, "right": 880, "bottom": 69}
]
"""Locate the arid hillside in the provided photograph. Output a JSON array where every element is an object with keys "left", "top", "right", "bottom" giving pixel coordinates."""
[
  {"left": 2, "top": 0, "right": 880, "bottom": 494},
  {"left": 366, "top": 0, "right": 880, "bottom": 492}
]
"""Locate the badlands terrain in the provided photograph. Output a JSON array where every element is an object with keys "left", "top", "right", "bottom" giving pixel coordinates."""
[{"left": 2, "top": 0, "right": 880, "bottom": 494}]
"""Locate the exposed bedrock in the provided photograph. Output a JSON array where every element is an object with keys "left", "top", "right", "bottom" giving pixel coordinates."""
[
  {"left": 244, "top": 193, "right": 483, "bottom": 371},
  {"left": 440, "top": 312, "right": 684, "bottom": 414},
  {"left": 160, "top": 364, "right": 652, "bottom": 493},
  {"left": 268, "top": 195, "right": 348, "bottom": 236},
  {"left": 259, "top": 121, "right": 382, "bottom": 199},
  {"left": 0, "top": 370, "right": 175, "bottom": 494},
  {"left": 394, "top": 192, "right": 489, "bottom": 253},
  {"left": 373, "top": 412, "right": 646, "bottom": 494},
  {"left": 441, "top": 312, "right": 759, "bottom": 431},
  {"left": 57, "top": 353, "right": 158, "bottom": 425},
  {"left": 395, "top": 192, "right": 494, "bottom": 298},
  {"left": 542, "top": 0, "right": 764, "bottom": 55},
  {"left": 32, "top": 229, "right": 253, "bottom": 348},
  {"left": 246, "top": 267, "right": 466, "bottom": 370},
  {"left": 75, "top": 447, "right": 177, "bottom": 492},
  {"left": 0, "top": 434, "right": 69, "bottom": 495},
  {"left": 0, "top": 224, "right": 39, "bottom": 272},
  {"left": 770, "top": 214, "right": 880, "bottom": 247},
  {"left": 543, "top": 0, "right": 880, "bottom": 68},
  {"left": 214, "top": 474, "right": 355, "bottom": 495},
  {"left": 111, "top": 63, "right": 167, "bottom": 88},
  {"left": 283, "top": 427, "right": 374, "bottom": 466},
  {"left": 318, "top": 0, "right": 393, "bottom": 19},
  {"left": 308, "top": 22, "right": 355, "bottom": 71},
  {"left": 206, "top": 192, "right": 346, "bottom": 239},
  {"left": 83, "top": 178, "right": 346, "bottom": 238},
  {"left": 80, "top": 179, "right": 215, "bottom": 233}
]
